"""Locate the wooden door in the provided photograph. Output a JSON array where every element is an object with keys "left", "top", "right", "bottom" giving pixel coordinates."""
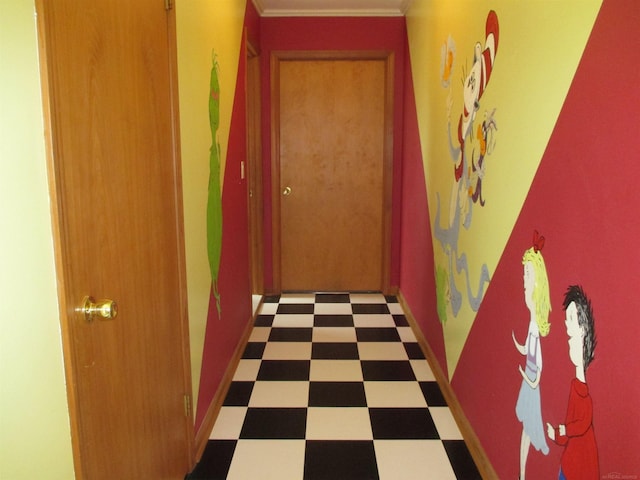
[
  {"left": 36, "top": 1, "right": 193, "bottom": 478},
  {"left": 273, "top": 53, "right": 393, "bottom": 292}
]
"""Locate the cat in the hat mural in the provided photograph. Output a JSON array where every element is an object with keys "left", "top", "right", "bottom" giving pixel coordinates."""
[{"left": 434, "top": 10, "right": 499, "bottom": 322}]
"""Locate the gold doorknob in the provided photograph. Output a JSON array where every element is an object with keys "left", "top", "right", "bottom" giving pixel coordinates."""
[
  {"left": 77, "top": 296, "right": 118, "bottom": 322},
  {"left": 282, "top": 186, "right": 292, "bottom": 196}
]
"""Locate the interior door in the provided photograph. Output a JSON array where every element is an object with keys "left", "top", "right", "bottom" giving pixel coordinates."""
[
  {"left": 36, "top": 1, "right": 192, "bottom": 478},
  {"left": 274, "top": 54, "right": 392, "bottom": 292}
]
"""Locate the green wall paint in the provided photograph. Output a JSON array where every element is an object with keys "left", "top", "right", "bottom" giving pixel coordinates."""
[
  {"left": 175, "top": 0, "right": 245, "bottom": 413},
  {"left": 0, "top": 1, "right": 75, "bottom": 478}
]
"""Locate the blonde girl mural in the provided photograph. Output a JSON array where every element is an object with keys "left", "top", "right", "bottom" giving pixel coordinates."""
[{"left": 512, "top": 231, "right": 551, "bottom": 479}]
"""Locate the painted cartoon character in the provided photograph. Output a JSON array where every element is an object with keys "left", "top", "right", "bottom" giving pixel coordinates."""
[
  {"left": 207, "top": 52, "right": 223, "bottom": 314},
  {"left": 446, "top": 9, "right": 499, "bottom": 228},
  {"left": 513, "top": 231, "right": 551, "bottom": 480},
  {"left": 546, "top": 285, "right": 599, "bottom": 480},
  {"left": 434, "top": 10, "right": 498, "bottom": 322}
]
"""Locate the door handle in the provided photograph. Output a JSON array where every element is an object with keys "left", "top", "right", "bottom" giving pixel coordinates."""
[
  {"left": 77, "top": 296, "right": 118, "bottom": 322},
  {"left": 282, "top": 186, "right": 292, "bottom": 196}
]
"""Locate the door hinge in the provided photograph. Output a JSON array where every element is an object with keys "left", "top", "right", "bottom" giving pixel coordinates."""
[
  {"left": 165, "top": 0, "right": 173, "bottom": 11},
  {"left": 183, "top": 394, "right": 192, "bottom": 418}
]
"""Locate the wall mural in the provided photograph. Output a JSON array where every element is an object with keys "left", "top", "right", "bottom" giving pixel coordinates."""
[
  {"left": 434, "top": 10, "right": 499, "bottom": 323},
  {"left": 207, "top": 52, "right": 223, "bottom": 315},
  {"left": 512, "top": 234, "right": 600, "bottom": 480},
  {"left": 513, "top": 231, "right": 551, "bottom": 479},
  {"left": 547, "top": 285, "right": 599, "bottom": 480}
]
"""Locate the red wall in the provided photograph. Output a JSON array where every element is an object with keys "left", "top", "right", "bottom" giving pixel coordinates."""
[
  {"left": 193, "top": 1, "right": 260, "bottom": 431},
  {"left": 259, "top": 16, "right": 406, "bottom": 292},
  {"left": 400, "top": 0, "right": 640, "bottom": 477}
]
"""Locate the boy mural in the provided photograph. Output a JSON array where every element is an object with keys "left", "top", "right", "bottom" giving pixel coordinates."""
[{"left": 546, "top": 285, "right": 599, "bottom": 480}]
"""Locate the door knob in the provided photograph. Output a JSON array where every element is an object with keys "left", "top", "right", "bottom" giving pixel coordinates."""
[
  {"left": 282, "top": 186, "right": 292, "bottom": 196},
  {"left": 77, "top": 296, "right": 118, "bottom": 322}
]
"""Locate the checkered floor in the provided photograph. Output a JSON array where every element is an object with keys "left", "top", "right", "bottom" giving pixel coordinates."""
[{"left": 187, "top": 293, "right": 481, "bottom": 480}]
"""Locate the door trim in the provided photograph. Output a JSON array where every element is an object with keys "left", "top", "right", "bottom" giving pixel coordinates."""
[{"left": 270, "top": 50, "right": 394, "bottom": 294}]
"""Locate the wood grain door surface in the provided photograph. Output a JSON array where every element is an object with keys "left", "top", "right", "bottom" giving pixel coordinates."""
[
  {"left": 37, "top": 1, "right": 192, "bottom": 478},
  {"left": 278, "top": 58, "right": 386, "bottom": 292}
]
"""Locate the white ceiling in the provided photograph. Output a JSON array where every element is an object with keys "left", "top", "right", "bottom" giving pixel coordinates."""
[{"left": 252, "top": 0, "right": 413, "bottom": 17}]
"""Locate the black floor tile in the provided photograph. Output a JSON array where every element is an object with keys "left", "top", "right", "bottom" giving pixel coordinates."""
[
  {"left": 304, "top": 440, "right": 379, "bottom": 480},
  {"left": 268, "top": 327, "right": 313, "bottom": 342},
  {"left": 187, "top": 440, "right": 236, "bottom": 480},
  {"left": 404, "top": 342, "right": 426, "bottom": 359},
  {"left": 443, "top": 440, "right": 482, "bottom": 480},
  {"left": 308, "top": 382, "right": 367, "bottom": 407},
  {"left": 263, "top": 295, "right": 281, "bottom": 303},
  {"left": 312, "top": 342, "right": 359, "bottom": 360},
  {"left": 277, "top": 303, "right": 315, "bottom": 314},
  {"left": 239, "top": 408, "right": 307, "bottom": 439},
  {"left": 254, "top": 314, "right": 274, "bottom": 326},
  {"left": 361, "top": 361, "right": 416, "bottom": 381},
  {"left": 315, "top": 293, "right": 350, "bottom": 303},
  {"left": 242, "top": 342, "right": 266, "bottom": 359},
  {"left": 257, "top": 360, "right": 310, "bottom": 381},
  {"left": 384, "top": 295, "right": 398, "bottom": 303},
  {"left": 356, "top": 327, "right": 401, "bottom": 342},
  {"left": 352, "top": 303, "right": 390, "bottom": 314},
  {"left": 369, "top": 408, "right": 439, "bottom": 439},
  {"left": 223, "top": 381, "right": 254, "bottom": 406},
  {"left": 314, "top": 314, "right": 354, "bottom": 327},
  {"left": 393, "top": 314, "right": 409, "bottom": 326},
  {"left": 420, "top": 381, "right": 448, "bottom": 406}
]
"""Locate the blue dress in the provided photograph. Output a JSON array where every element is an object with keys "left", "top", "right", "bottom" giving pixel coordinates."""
[{"left": 516, "top": 330, "right": 549, "bottom": 454}]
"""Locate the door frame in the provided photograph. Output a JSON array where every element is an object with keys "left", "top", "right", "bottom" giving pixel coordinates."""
[
  {"left": 246, "top": 36, "right": 264, "bottom": 301},
  {"left": 270, "top": 50, "right": 394, "bottom": 294},
  {"left": 35, "top": 2, "right": 194, "bottom": 476}
]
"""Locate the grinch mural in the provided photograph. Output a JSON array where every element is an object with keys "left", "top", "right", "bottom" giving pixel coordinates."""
[
  {"left": 207, "top": 52, "right": 222, "bottom": 315},
  {"left": 434, "top": 10, "right": 499, "bottom": 323}
]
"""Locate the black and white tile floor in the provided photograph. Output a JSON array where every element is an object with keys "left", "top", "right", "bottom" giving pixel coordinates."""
[{"left": 187, "top": 292, "right": 481, "bottom": 480}]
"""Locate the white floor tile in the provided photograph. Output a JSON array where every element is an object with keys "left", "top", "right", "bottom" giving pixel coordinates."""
[
  {"left": 248, "top": 326, "right": 271, "bottom": 342},
  {"left": 350, "top": 293, "right": 387, "bottom": 303},
  {"left": 364, "top": 381, "right": 428, "bottom": 408},
  {"left": 358, "top": 342, "right": 409, "bottom": 360},
  {"left": 430, "top": 407, "right": 464, "bottom": 440},
  {"left": 312, "top": 327, "right": 357, "bottom": 343},
  {"left": 232, "top": 359, "right": 261, "bottom": 381},
  {"left": 258, "top": 302, "right": 278, "bottom": 315},
  {"left": 397, "top": 326, "right": 417, "bottom": 342},
  {"left": 313, "top": 303, "right": 353, "bottom": 315},
  {"left": 374, "top": 440, "right": 457, "bottom": 480},
  {"left": 226, "top": 440, "right": 306, "bottom": 480},
  {"left": 387, "top": 303, "right": 405, "bottom": 314},
  {"left": 279, "top": 293, "right": 316, "bottom": 303},
  {"left": 248, "top": 381, "right": 309, "bottom": 408},
  {"left": 261, "top": 342, "right": 312, "bottom": 360},
  {"left": 309, "top": 360, "right": 363, "bottom": 381},
  {"left": 209, "top": 406, "right": 247, "bottom": 440},
  {"left": 306, "top": 407, "right": 373, "bottom": 440},
  {"left": 272, "top": 314, "right": 314, "bottom": 328},
  {"left": 410, "top": 359, "right": 436, "bottom": 381},
  {"left": 353, "top": 314, "right": 396, "bottom": 328}
]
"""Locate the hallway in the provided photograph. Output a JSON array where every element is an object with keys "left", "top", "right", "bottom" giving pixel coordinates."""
[{"left": 187, "top": 293, "right": 481, "bottom": 479}]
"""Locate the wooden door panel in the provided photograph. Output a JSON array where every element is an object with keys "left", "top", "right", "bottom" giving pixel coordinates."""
[
  {"left": 37, "top": 1, "right": 191, "bottom": 478},
  {"left": 279, "top": 59, "right": 386, "bottom": 292}
]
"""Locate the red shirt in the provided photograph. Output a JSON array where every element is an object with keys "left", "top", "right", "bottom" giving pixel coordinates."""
[{"left": 553, "top": 378, "right": 599, "bottom": 479}]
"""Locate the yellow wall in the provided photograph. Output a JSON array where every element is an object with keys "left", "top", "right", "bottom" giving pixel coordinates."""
[
  {"left": 406, "top": 0, "right": 601, "bottom": 376},
  {"left": 175, "top": 0, "right": 246, "bottom": 408},
  {"left": 0, "top": 1, "right": 75, "bottom": 478}
]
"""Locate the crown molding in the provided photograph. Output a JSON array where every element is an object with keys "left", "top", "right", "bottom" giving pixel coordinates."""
[{"left": 252, "top": 0, "right": 413, "bottom": 17}]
